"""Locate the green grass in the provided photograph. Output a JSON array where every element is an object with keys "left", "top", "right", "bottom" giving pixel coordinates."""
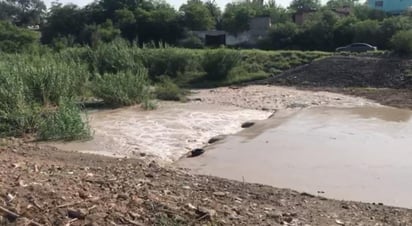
[{"left": 0, "top": 41, "right": 330, "bottom": 140}]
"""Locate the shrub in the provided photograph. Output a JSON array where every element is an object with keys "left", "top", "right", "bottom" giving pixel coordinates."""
[
  {"left": 390, "top": 30, "right": 412, "bottom": 56},
  {"left": 37, "top": 99, "right": 91, "bottom": 141},
  {"left": 155, "top": 77, "right": 187, "bottom": 101},
  {"left": 92, "top": 69, "right": 152, "bottom": 106},
  {"left": 140, "top": 48, "right": 202, "bottom": 79},
  {"left": 90, "top": 39, "right": 142, "bottom": 74},
  {"left": 202, "top": 49, "right": 241, "bottom": 81}
]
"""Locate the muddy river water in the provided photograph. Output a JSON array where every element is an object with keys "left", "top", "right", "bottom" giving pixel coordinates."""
[{"left": 178, "top": 106, "right": 412, "bottom": 208}]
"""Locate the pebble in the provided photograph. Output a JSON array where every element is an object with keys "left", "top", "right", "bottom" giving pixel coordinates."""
[
  {"left": 213, "top": 191, "right": 226, "bottom": 197},
  {"left": 196, "top": 207, "right": 216, "bottom": 220},
  {"left": 241, "top": 122, "right": 255, "bottom": 128},
  {"left": 335, "top": 219, "right": 345, "bottom": 225},
  {"left": 68, "top": 208, "right": 88, "bottom": 219}
]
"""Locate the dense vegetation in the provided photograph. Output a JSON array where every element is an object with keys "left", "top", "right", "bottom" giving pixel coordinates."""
[
  {"left": 0, "top": 39, "right": 328, "bottom": 140},
  {"left": 1, "top": 0, "right": 412, "bottom": 53}
]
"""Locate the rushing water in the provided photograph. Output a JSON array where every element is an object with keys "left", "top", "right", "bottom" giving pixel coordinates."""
[
  {"left": 47, "top": 102, "right": 271, "bottom": 162},
  {"left": 178, "top": 106, "right": 412, "bottom": 208}
]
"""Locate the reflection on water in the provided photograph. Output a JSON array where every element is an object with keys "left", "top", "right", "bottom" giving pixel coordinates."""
[{"left": 178, "top": 106, "right": 412, "bottom": 208}]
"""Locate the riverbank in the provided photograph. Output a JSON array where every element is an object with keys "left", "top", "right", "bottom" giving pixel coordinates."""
[{"left": 2, "top": 140, "right": 412, "bottom": 226}]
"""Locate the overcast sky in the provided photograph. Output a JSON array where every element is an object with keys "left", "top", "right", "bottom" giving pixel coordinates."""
[{"left": 43, "top": 0, "right": 300, "bottom": 10}]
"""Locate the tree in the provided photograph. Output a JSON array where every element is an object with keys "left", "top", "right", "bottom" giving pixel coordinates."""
[
  {"left": 390, "top": 30, "right": 412, "bottom": 56},
  {"left": 264, "top": 22, "right": 300, "bottom": 49},
  {"left": 326, "top": 0, "right": 358, "bottom": 9},
  {"left": 41, "top": 3, "right": 86, "bottom": 44},
  {"left": 289, "top": 0, "right": 321, "bottom": 11},
  {"left": 0, "top": 0, "right": 46, "bottom": 26},
  {"left": 0, "top": 20, "right": 39, "bottom": 52},
  {"left": 180, "top": 0, "right": 215, "bottom": 30},
  {"left": 222, "top": 2, "right": 256, "bottom": 34},
  {"left": 352, "top": 19, "right": 380, "bottom": 45}
]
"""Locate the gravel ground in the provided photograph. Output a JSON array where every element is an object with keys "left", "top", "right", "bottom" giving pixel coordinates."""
[{"left": 1, "top": 139, "right": 412, "bottom": 226}]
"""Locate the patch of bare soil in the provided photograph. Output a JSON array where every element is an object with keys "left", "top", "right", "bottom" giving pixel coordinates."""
[
  {"left": 251, "top": 55, "right": 412, "bottom": 109},
  {"left": 1, "top": 139, "right": 412, "bottom": 226},
  {"left": 303, "top": 87, "right": 412, "bottom": 110}
]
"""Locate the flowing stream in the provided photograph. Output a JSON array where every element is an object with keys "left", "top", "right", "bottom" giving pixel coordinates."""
[{"left": 178, "top": 106, "right": 412, "bottom": 208}]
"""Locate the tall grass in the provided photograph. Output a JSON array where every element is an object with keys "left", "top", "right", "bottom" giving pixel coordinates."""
[
  {"left": 202, "top": 49, "right": 241, "bottom": 81},
  {"left": 0, "top": 41, "right": 330, "bottom": 140},
  {"left": 37, "top": 99, "right": 91, "bottom": 141},
  {"left": 92, "top": 69, "right": 152, "bottom": 106}
]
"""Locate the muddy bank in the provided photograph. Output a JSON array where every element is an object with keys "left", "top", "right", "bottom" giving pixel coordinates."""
[
  {"left": 178, "top": 106, "right": 412, "bottom": 208},
  {"left": 2, "top": 140, "right": 412, "bottom": 226}
]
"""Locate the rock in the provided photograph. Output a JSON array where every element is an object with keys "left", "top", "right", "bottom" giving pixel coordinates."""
[
  {"left": 196, "top": 207, "right": 216, "bottom": 220},
  {"left": 213, "top": 192, "right": 226, "bottom": 197},
  {"left": 208, "top": 135, "right": 226, "bottom": 144},
  {"left": 68, "top": 208, "right": 88, "bottom": 219},
  {"left": 117, "top": 193, "right": 128, "bottom": 200},
  {"left": 190, "top": 149, "right": 205, "bottom": 157},
  {"left": 241, "top": 122, "right": 255, "bottom": 128},
  {"left": 335, "top": 219, "right": 345, "bottom": 225},
  {"left": 186, "top": 203, "right": 196, "bottom": 210},
  {"left": 78, "top": 191, "right": 89, "bottom": 199},
  {"left": 268, "top": 211, "right": 283, "bottom": 223},
  {"left": 182, "top": 185, "right": 191, "bottom": 190}
]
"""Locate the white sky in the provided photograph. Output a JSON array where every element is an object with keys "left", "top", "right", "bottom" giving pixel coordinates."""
[{"left": 44, "top": 0, "right": 301, "bottom": 9}]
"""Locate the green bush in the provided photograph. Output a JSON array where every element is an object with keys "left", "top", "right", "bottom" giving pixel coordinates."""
[
  {"left": 90, "top": 39, "right": 142, "bottom": 74},
  {"left": 140, "top": 48, "right": 202, "bottom": 79},
  {"left": 92, "top": 69, "right": 151, "bottom": 106},
  {"left": 390, "top": 30, "right": 412, "bottom": 56},
  {"left": 37, "top": 99, "right": 91, "bottom": 141},
  {"left": 155, "top": 77, "right": 187, "bottom": 101},
  {"left": 202, "top": 49, "right": 241, "bottom": 81}
]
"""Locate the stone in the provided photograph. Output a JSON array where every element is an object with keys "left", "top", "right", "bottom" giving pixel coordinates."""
[
  {"left": 196, "top": 207, "right": 216, "bottom": 220},
  {"left": 213, "top": 192, "right": 226, "bottom": 197},
  {"left": 335, "top": 219, "right": 345, "bottom": 225},
  {"left": 190, "top": 149, "right": 205, "bottom": 157},
  {"left": 68, "top": 208, "right": 88, "bottom": 219},
  {"left": 241, "top": 122, "right": 255, "bottom": 128},
  {"left": 208, "top": 135, "right": 226, "bottom": 144}
]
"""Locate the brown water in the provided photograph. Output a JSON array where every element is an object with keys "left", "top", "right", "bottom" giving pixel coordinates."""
[
  {"left": 47, "top": 102, "right": 271, "bottom": 162},
  {"left": 178, "top": 106, "right": 412, "bottom": 208}
]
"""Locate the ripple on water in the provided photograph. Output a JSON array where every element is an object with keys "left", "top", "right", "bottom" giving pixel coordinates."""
[{"left": 47, "top": 102, "right": 271, "bottom": 162}]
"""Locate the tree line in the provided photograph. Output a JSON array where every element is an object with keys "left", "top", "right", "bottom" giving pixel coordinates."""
[{"left": 1, "top": 0, "right": 412, "bottom": 52}]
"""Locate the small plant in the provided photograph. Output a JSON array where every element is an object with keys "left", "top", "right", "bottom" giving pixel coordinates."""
[
  {"left": 37, "top": 99, "right": 91, "bottom": 141},
  {"left": 202, "top": 49, "right": 241, "bottom": 81},
  {"left": 155, "top": 77, "right": 187, "bottom": 101},
  {"left": 92, "top": 69, "right": 152, "bottom": 107}
]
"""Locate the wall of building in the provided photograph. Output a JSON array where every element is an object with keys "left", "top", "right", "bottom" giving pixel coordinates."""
[{"left": 368, "top": 0, "right": 412, "bottom": 13}]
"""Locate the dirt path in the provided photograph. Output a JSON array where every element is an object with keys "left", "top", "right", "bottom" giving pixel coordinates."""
[{"left": 2, "top": 140, "right": 412, "bottom": 226}]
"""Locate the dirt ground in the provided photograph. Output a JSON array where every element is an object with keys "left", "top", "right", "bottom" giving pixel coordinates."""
[
  {"left": 2, "top": 139, "right": 412, "bottom": 226},
  {"left": 2, "top": 55, "right": 412, "bottom": 225}
]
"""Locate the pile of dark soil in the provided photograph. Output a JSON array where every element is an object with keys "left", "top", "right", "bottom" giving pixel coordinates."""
[
  {"left": 264, "top": 56, "right": 412, "bottom": 89},
  {"left": 1, "top": 139, "right": 412, "bottom": 225}
]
